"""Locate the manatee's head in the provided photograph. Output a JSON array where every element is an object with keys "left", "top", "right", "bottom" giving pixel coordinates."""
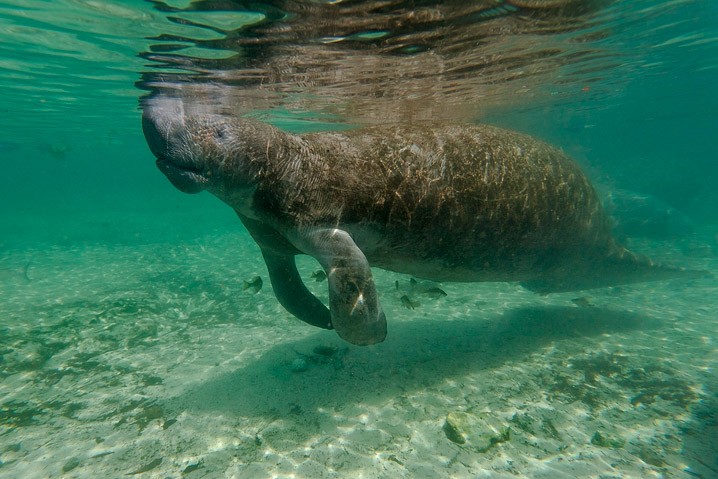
[{"left": 141, "top": 95, "right": 255, "bottom": 197}]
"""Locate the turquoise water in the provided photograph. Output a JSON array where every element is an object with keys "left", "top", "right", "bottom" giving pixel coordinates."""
[{"left": 1, "top": 1, "right": 717, "bottom": 478}]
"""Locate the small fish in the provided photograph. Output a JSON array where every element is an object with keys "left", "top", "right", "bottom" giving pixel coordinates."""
[
  {"left": 183, "top": 462, "right": 203, "bottom": 474},
  {"left": 243, "top": 275, "right": 263, "bottom": 294},
  {"left": 310, "top": 270, "right": 327, "bottom": 282},
  {"left": 22, "top": 262, "right": 31, "bottom": 281},
  {"left": 162, "top": 418, "right": 177, "bottom": 430},
  {"left": 571, "top": 296, "right": 592, "bottom": 308},
  {"left": 400, "top": 277, "right": 447, "bottom": 299},
  {"left": 0, "top": 262, "right": 32, "bottom": 282},
  {"left": 395, "top": 280, "right": 400, "bottom": 291},
  {"left": 89, "top": 451, "right": 114, "bottom": 459},
  {"left": 422, "top": 287, "right": 447, "bottom": 299},
  {"left": 400, "top": 295, "right": 417, "bottom": 310},
  {"left": 127, "top": 457, "right": 162, "bottom": 475},
  {"left": 313, "top": 345, "right": 339, "bottom": 357}
]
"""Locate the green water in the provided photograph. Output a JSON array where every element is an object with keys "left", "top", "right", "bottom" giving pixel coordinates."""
[{"left": 1, "top": 1, "right": 717, "bottom": 478}]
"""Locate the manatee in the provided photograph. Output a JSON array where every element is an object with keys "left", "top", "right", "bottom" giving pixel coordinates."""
[
  {"left": 141, "top": 94, "right": 707, "bottom": 345},
  {"left": 603, "top": 188, "right": 694, "bottom": 240}
]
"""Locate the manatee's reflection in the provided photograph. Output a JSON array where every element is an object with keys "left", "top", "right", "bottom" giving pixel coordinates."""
[{"left": 140, "top": 0, "right": 615, "bottom": 124}]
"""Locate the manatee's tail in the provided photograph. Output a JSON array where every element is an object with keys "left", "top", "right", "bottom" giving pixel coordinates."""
[{"left": 521, "top": 246, "right": 712, "bottom": 294}]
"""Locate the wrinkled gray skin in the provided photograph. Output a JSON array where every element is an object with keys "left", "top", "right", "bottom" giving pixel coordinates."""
[{"left": 142, "top": 95, "right": 702, "bottom": 346}]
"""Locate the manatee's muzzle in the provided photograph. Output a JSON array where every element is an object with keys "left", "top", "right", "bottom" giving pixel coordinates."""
[
  {"left": 334, "top": 310, "right": 387, "bottom": 346},
  {"left": 155, "top": 158, "right": 208, "bottom": 194},
  {"left": 143, "top": 113, "right": 207, "bottom": 194}
]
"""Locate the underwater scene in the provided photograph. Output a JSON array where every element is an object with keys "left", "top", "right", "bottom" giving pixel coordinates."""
[{"left": 1, "top": 1, "right": 717, "bottom": 478}]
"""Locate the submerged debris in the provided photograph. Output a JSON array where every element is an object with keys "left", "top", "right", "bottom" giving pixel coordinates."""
[{"left": 242, "top": 275, "right": 263, "bottom": 294}]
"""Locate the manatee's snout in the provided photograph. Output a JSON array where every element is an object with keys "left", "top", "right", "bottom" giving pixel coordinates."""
[
  {"left": 141, "top": 96, "right": 209, "bottom": 194},
  {"left": 334, "top": 308, "right": 387, "bottom": 346},
  {"left": 328, "top": 273, "right": 388, "bottom": 346}
]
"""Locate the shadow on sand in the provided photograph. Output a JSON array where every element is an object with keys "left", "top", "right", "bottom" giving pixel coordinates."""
[
  {"left": 163, "top": 305, "right": 661, "bottom": 419},
  {"left": 681, "top": 382, "right": 718, "bottom": 478}
]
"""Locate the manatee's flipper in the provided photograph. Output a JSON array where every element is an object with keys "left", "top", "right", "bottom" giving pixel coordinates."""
[
  {"left": 301, "top": 228, "right": 387, "bottom": 346},
  {"left": 261, "top": 250, "right": 333, "bottom": 330},
  {"left": 238, "top": 213, "right": 331, "bottom": 330},
  {"left": 522, "top": 246, "right": 711, "bottom": 294}
]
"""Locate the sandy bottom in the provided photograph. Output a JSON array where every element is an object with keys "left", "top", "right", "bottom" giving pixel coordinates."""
[{"left": 1, "top": 230, "right": 716, "bottom": 478}]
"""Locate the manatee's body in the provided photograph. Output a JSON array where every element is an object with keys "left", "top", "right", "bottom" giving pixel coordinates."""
[{"left": 142, "top": 95, "right": 703, "bottom": 345}]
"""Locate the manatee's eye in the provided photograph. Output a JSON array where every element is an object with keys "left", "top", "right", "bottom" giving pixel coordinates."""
[{"left": 213, "top": 125, "right": 227, "bottom": 139}]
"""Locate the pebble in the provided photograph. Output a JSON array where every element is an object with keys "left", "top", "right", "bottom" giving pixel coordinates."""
[{"left": 291, "top": 358, "right": 308, "bottom": 372}]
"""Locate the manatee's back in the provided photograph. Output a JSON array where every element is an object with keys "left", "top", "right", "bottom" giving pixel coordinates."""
[
  {"left": 298, "top": 123, "right": 708, "bottom": 290},
  {"left": 333, "top": 124, "right": 612, "bottom": 270}
]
